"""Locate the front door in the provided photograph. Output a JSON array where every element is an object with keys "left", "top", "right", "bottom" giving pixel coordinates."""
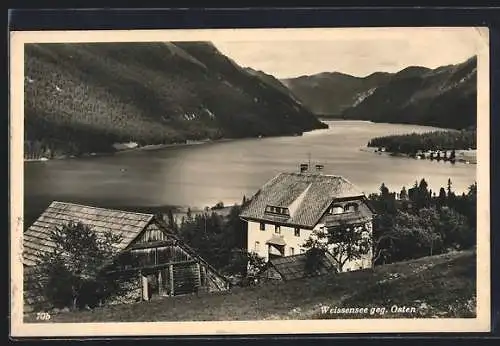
[
  {"left": 147, "top": 273, "right": 159, "bottom": 300},
  {"left": 141, "top": 271, "right": 160, "bottom": 301}
]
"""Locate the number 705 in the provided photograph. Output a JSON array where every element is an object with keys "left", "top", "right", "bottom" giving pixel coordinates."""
[{"left": 36, "top": 312, "right": 51, "bottom": 321}]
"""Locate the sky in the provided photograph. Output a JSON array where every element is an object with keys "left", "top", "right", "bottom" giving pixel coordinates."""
[{"left": 213, "top": 28, "right": 482, "bottom": 79}]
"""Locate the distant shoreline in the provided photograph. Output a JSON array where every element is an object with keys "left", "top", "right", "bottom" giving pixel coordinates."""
[
  {"left": 24, "top": 127, "right": 315, "bottom": 163},
  {"left": 316, "top": 115, "right": 467, "bottom": 132},
  {"left": 115, "top": 138, "right": 236, "bottom": 154},
  {"left": 24, "top": 137, "right": 251, "bottom": 163},
  {"left": 360, "top": 147, "right": 477, "bottom": 165},
  {"left": 317, "top": 117, "right": 350, "bottom": 122}
]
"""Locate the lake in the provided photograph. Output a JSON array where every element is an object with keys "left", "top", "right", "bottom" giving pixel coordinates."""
[{"left": 24, "top": 121, "right": 476, "bottom": 222}]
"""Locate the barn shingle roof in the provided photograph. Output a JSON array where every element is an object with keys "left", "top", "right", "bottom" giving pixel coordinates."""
[
  {"left": 262, "top": 251, "right": 338, "bottom": 281},
  {"left": 240, "top": 172, "right": 366, "bottom": 228},
  {"left": 23, "top": 201, "right": 154, "bottom": 266}
]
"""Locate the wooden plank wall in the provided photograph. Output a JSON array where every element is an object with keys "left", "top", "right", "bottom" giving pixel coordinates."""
[
  {"left": 172, "top": 262, "right": 201, "bottom": 295},
  {"left": 121, "top": 221, "right": 229, "bottom": 297},
  {"left": 135, "top": 222, "right": 167, "bottom": 243}
]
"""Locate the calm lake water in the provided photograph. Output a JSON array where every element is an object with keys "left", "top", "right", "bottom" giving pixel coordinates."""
[{"left": 24, "top": 121, "right": 476, "bottom": 221}]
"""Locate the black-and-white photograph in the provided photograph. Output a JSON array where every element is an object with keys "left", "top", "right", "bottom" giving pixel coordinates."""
[{"left": 10, "top": 27, "right": 490, "bottom": 335}]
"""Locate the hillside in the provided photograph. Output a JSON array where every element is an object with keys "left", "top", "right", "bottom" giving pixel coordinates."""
[
  {"left": 25, "top": 250, "right": 476, "bottom": 322},
  {"left": 280, "top": 71, "right": 392, "bottom": 116},
  {"left": 341, "top": 56, "right": 477, "bottom": 129},
  {"left": 24, "top": 42, "right": 327, "bottom": 159}
]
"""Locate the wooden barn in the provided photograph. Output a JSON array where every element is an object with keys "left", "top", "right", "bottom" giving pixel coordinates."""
[
  {"left": 258, "top": 251, "right": 338, "bottom": 281},
  {"left": 23, "top": 201, "right": 230, "bottom": 305}
]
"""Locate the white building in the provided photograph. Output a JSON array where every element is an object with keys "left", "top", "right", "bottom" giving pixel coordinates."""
[{"left": 239, "top": 168, "right": 376, "bottom": 272}]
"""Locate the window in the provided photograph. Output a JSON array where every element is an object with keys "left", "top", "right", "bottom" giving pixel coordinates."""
[
  {"left": 344, "top": 203, "right": 359, "bottom": 213},
  {"left": 330, "top": 205, "right": 344, "bottom": 214},
  {"left": 294, "top": 227, "right": 300, "bottom": 237},
  {"left": 275, "top": 225, "right": 281, "bottom": 234},
  {"left": 260, "top": 222, "right": 266, "bottom": 231},
  {"left": 254, "top": 241, "right": 260, "bottom": 252},
  {"left": 265, "top": 205, "right": 290, "bottom": 216},
  {"left": 290, "top": 247, "right": 295, "bottom": 255}
]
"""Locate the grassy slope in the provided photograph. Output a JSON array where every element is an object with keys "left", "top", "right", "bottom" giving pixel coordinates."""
[
  {"left": 25, "top": 250, "right": 476, "bottom": 322},
  {"left": 24, "top": 42, "right": 326, "bottom": 157}
]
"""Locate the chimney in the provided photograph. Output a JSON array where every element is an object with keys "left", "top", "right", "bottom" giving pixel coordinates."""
[
  {"left": 300, "top": 163, "right": 309, "bottom": 173},
  {"left": 315, "top": 164, "right": 324, "bottom": 173}
]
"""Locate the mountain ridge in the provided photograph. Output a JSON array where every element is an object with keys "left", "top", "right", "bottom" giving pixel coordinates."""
[{"left": 280, "top": 70, "right": 393, "bottom": 116}]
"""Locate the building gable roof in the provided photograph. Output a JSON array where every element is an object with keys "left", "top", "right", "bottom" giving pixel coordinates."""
[
  {"left": 320, "top": 201, "right": 375, "bottom": 228},
  {"left": 240, "top": 172, "right": 367, "bottom": 228},
  {"left": 23, "top": 201, "right": 154, "bottom": 266}
]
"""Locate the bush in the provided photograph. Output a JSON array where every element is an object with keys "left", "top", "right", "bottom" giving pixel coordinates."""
[
  {"left": 224, "top": 249, "right": 266, "bottom": 279},
  {"left": 26, "top": 221, "right": 123, "bottom": 310},
  {"left": 370, "top": 180, "right": 476, "bottom": 265},
  {"left": 304, "top": 247, "right": 328, "bottom": 276}
]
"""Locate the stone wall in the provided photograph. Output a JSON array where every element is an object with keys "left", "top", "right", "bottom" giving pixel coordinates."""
[{"left": 105, "top": 276, "right": 142, "bottom": 306}]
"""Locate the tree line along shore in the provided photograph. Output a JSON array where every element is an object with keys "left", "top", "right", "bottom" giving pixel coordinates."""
[{"left": 366, "top": 129, "right": 476, "bottom": 163}]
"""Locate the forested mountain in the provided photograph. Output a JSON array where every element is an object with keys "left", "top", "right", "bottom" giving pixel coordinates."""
[
  {"left": 280, "top": 71, "right": 392, "bottom": 116},
  {"left": 340, "top": 57, "right": 477, "bottom": 130},
  {"left": 24, "top": 42, "right": 327, "bottom": 159},
  {"left": 281, "top": 57, "right": 477, "bottom": 130}
]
